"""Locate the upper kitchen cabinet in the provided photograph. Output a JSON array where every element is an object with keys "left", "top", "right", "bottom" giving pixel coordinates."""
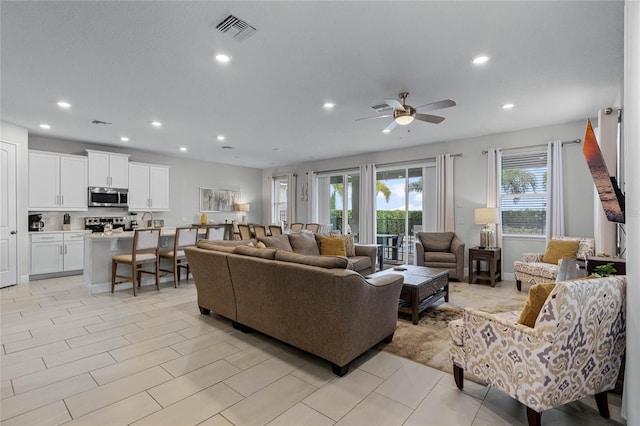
[
  {"left": 86, "top": 150, "right": 129, "bottom": 188},
  {"left": 128, "top": 162, "right": 170, "bottom": 211},
  {"left": 29, "top": 150, "right": 88, "bottom": 211}
]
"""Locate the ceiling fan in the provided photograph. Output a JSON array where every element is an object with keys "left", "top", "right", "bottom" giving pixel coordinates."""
[{"left": 356, "top": 92, "right": 456, "bottom": 132}]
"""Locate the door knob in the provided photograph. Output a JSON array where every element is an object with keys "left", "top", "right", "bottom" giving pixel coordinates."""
[{"left": 10, "top": 230, "right": 17, "bottom": 235}]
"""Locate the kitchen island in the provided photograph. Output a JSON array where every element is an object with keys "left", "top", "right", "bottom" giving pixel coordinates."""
[{"left": 83, "top": 228, "right": 206, "bottom": 294}]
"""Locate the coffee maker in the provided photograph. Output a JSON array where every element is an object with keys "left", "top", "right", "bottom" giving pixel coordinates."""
[{"left": 29, "top": 214, "right": 44, "bottom": 232}]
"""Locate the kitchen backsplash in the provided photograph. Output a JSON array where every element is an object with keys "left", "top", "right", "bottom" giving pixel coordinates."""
[{"left": 33, "top": 210, "right": 166, "bottom": 231}]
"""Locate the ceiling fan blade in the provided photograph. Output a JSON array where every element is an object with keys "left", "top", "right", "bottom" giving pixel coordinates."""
[
  {"left": 384, "top": 120, "right": 398, "bottom": 131},
  {"left": 415, "top": 99, "right": 456, "bottom": 112},
  {"left": 414, "top": 113, "right": 445, "bottom": 124},
  {"left": 384, "top": 98, "right": 405, "bottom": 111},
  {"left": 355, "top": 114, "right": 393, "bottom": 122}
]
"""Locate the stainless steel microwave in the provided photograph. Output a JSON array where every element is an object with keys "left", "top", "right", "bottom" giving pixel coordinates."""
[{"left": 88, "top": 187, "right": 128, "bottom": 208}]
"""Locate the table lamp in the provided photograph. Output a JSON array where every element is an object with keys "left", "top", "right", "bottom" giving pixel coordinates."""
[
  {"left": 234, "top": 203, "right": 250, "bottom": 224},
  {"left": 474, "top": 207, "right": 499, "bottom": 248}
]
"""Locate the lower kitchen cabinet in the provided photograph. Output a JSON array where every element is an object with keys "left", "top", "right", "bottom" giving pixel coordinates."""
[{"left": 30, "top": 233, "right": 84, "bottom": 276}]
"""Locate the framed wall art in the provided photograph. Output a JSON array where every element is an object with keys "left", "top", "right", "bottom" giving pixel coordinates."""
[{"left": 199, "top": 187, "right": 241, "bottom": 212}]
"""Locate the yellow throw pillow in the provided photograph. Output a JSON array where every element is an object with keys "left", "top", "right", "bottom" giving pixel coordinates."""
[
  {"left": 256, "top": 241, "right": 267, "bottom": 249},
  {"left": 518, "top": 283, "right": 556, "bottom": 327},
  {"left": 541, "top": 240, "right": 580, "bottom": 265},
  {"left": 319, "top": 237, "right": 346, "bottom": 256}
]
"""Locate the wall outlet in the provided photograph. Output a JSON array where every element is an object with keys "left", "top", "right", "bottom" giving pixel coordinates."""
[{"left": 456, "top": 200, "right": 462, "bottom": 208}]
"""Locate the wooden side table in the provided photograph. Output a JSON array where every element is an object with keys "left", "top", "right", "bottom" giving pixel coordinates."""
[
  {"left": 586, "top": 256, "right": 626, "bottom": 275},
  {"left": 468, "top": 246, "right": 502, "bottom": 286}
]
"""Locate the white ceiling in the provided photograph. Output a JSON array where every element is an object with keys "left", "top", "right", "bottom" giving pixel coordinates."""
[{"left": 1, "top": 1, "right": 624, "bottom": 169}]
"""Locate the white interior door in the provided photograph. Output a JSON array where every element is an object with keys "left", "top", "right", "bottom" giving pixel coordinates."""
[{"left": 1, "top": 141, "right": 18, "bottom": 287}]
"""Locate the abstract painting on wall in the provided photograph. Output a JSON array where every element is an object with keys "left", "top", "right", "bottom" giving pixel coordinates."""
[
  {"left": 582, "top": 119, "right": 625, "bottom": 223},
  {"left": 199, "top": 187, "right": 241, "bottom": 212}
]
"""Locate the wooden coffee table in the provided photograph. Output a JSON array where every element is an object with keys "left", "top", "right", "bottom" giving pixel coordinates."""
[{"left": 368, "top": 265, "right": 449, "bottom": 324}]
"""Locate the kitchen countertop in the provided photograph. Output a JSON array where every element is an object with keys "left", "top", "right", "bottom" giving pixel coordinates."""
[
  {"left": 84, "top": 227, "right": 182, "bottom": 239},
  {"left": 29, "top": 230, "right": 92, "bottom": 235}
]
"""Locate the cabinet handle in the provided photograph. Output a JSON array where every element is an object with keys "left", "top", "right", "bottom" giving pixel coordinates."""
[
  {"left": 40, "top": 236, "right": 56, "bottom": 240},
  {"left": 61, "top": 195, "right": 64, "bottom": 205},
  {"left": 60, "top": 245, "right": 63, "bottom": 255},
  {"left": 65, "top": 245, "right": 68, "bottom": 254}
]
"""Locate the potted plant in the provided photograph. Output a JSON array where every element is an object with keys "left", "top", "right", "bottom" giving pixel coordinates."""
[{"left": 594, "top": 263, "right": 617, "bottom": 277}]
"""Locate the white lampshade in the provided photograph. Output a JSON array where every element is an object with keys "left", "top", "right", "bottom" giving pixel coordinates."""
[
  {"left": 395, "top": 113, "right": 414, "bottom": 125},
  {"left": 474, "top": 207, "right": 499, "bottom": 225},
  {"left": 234, "top": 203, "right": 250, "bottom": 212}
]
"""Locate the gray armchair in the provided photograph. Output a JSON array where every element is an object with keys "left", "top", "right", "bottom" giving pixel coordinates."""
[{"left": 415, "top": 232, "right": 465, "bottom": 281}]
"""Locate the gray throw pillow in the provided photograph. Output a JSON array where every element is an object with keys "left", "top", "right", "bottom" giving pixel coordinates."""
[
  {"left": 289, "top": 233, "right": 320, "bottom": 256},
  {"left": 257, "top": 235, "right": 293, "bottom": 251}
]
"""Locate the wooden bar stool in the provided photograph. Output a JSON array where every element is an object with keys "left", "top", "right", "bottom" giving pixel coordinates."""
[
  {"left": 111, "top": 229, "right": 161, "bottom": 296},
  {"left": 160, "top": 227, "right": 198, "bottom": 288}
]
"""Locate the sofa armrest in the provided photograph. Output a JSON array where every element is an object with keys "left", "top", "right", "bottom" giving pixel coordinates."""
[
  {"left": 521, "top": 252, "right": 544, "bottom": 262},
  {"left": 450, "top": 236, "right": 465, "bottom": 278},
  {"left": 415, "top": 240, "right": 425, "bottom": 266},
  {"left": 355, "top": 244, "right": 377, "bottom": 270},
  {"left": 366, "top": 273, "right": 404, "bottom": 288}
]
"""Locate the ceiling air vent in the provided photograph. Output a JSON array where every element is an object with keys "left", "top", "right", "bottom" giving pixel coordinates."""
[
  {"left": 90, "top": 119, "right": 112, "bottom": 125},
  {"left": 220, "top": 145, "right": 235, "bottom": 150},
  {"left": 215, "top": 15, "right": 257, "bottom": 41},
  {"left": 370, "top": 103, "right": 393, "bottom": 113}
]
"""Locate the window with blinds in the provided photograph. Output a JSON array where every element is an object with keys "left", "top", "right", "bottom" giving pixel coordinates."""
[{"left": 501, "top": 151, "right": 548, "bottom": 235}]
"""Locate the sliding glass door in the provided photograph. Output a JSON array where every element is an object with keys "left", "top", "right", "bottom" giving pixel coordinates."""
[
  {"left": 376, "top": 165, "right": 435, "bottom": 265},
  {"left": 316, "top": 172, "right": 360, "bottom": 239}
]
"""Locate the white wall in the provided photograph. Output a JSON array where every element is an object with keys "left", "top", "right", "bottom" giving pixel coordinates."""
[
  {"left": 1, "top": 121, "right": 30, "bottom": 283},
  {"left": 622, "top": 0, "right": 639, "bottom": 421},
  {"left": 263, "top": 119, "right": 597, "bottom": 275},
  {"left": 28, "top": 136, "right": 263, "bottom": 227}
]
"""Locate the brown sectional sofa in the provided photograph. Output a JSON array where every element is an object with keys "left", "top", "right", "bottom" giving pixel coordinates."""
[{"left": 185, "top": 235, "right": 404, "bottom": 376}]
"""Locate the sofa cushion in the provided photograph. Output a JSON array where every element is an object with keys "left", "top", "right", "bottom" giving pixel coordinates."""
[
  {"left": 289, "top": 233, "right": 320, "bottom": 256},
  {"left": 234, "top": 245, "right": 278, "bottom": 260},
  {"left": 424, "top": 252, "right": 456, "bottom": 263},
  {"left": 347, "top": 256, "right": 371, "bottom": 272},
  {"left": 518, "top": 283, "right": 556, "bottom": 327},
  {"left": 420, "top": 232, "right": 454, "bottom": 252},
  {"left": 197, "top": 240, "right": 247, "bottom": 253},
  {"left": 337, "top": 234, "right": 356, "bottom": 257},
  {"left": 542, "top": 240, "right": 580, "bottom": 265},
  {"left": 275, "top": 250, "right": 348, "bottom": 269},
  {"left": 258, "top": 235, "right": 293, "bottom": 251},
  {"left": 319, "top": 237, "right": 346, "bottom": 256}
]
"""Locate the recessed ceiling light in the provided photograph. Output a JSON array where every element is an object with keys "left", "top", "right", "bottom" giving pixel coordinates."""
[
  {"left": 221, "top": 145, "right": 235, "bottom": 150},
  {"left": 120, "top": 137, "right": 129, "bottom": 142},
  {"left": 473, "top": 55, "right": 489, "bottom": 65},
  {"left": 57, "top": 101, "right": 71, "bottom": 109},
  {"left": 382, "top": 129, "right": 391, "bottom": 133},
  {"left": 215, "top": 54, "right": 231, "bottom": 63},
  {"left": 323, "top": 102, "right": 335, "bottom": 109},
  {"left": 273, "top": 148, "right": 280, "bottom": 151},
  {"left": 217, "top": 135, "right": 225, "bottom": 141},
  {"left": 180, "top": 147, "right": 187, "bottom": 152},
  {"left": 39, "top": 123, "right": 51, "bottom": 129},
  {"left": 502, "top": 103, "right": 515, "bottom": 110},
  {"left": 151, "top": 121, "right": 162, "bottom": 127}
]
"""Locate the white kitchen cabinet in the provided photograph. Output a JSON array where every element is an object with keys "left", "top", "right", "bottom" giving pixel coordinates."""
[
  {"left": 29, "top": 151, "right": 88, "bottom": 211},
  {"left": 30, "top": 233, "right": 84, "bottom": 275},
  {"left": 86, "top": 150, "right": 129, "bottom": 188},
  {"left": 128, "top": 162, "right": 170, "bottom": 211}
]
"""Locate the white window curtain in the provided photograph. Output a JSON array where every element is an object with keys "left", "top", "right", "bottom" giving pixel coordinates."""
[
  {"left": 436, "top": 154, "right": 455, "bottom": 232},
  {"left": 359, "top": 163, "right": 376, "bottom": 243},
  {"left": 286, "top": 173, "right": 297, "bottom": 225},
  {"left": 266, "top": 175, "right": 274, "bottom": 225},
  {"left": 307, "top": 171, "right": 317, "bottom": 224},
  {"left": 546, "top": 140, "right": 565, "bottom": 239},
  {"left": 486, "top": 148, "right": 503, "bottom": 248}
]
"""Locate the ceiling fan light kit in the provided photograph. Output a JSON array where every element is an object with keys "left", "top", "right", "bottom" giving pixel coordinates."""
[{"left": 356, "top": 91, "right": 455, "bottom": 131}]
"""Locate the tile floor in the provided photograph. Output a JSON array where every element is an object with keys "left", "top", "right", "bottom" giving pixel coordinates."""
[{"left": 0, "top": 275, "right": 624, "bottom": 425}]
